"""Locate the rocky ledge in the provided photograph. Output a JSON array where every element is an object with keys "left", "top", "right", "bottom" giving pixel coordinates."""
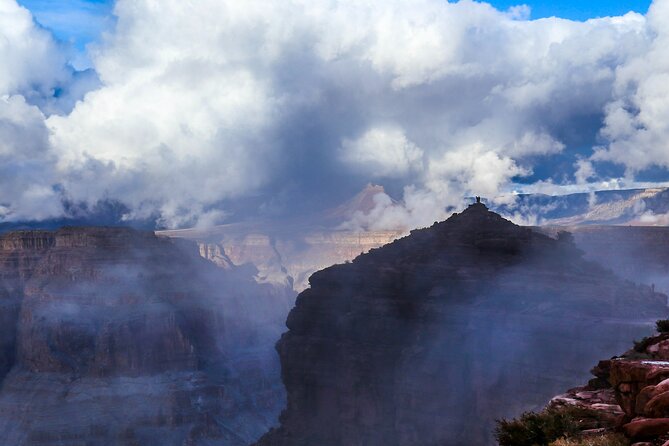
[{"left": 534, "top": 332, "right": 669, "bottom": 445}]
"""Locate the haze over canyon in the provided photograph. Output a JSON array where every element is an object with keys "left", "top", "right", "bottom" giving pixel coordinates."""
[{"left": 5, "top": 0, "right": 669, "bottom": 445}]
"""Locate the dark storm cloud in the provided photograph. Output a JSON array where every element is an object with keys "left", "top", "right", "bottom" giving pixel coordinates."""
[{"left": 3, "top": 0, "right": 669, "bottom": 229}]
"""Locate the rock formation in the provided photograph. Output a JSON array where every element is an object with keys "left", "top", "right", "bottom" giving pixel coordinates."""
[
  {"left": 255, "top": 202, "right": 668, "bottom": 446},
  {"left": 0, "top": 227, "right": 294, "bottom": 445},
  {"left": 538, "top": 329, "right": 669, "bottom": 445},
  {"left": 158, "top": 185, "right": 405, "bottom": 292}
]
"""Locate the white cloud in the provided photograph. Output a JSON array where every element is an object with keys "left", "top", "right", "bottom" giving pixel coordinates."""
[
  {"left": 594, "top": 0, "right": 669, "bottom": 172},
  {"left": 0, "top": 0, "right": 69, "bottom": 97},
  {"left": 1, "top": 0, "right": 668, "bottom": 228},
  {"left": 0, "top": 0, "right": 76, "bottom": 221},
  {"left": 341, "top": 127, "right": 424, "bottom": 177},
  {"left": 0, "top": 95, "right": 62, "bottom": 221}
]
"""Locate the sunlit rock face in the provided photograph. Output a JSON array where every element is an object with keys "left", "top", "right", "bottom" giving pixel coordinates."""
[
  {"left": 0, "top": 227, "right": 294, "bottom": 446},
  {"left": 256, "top": 203, "right": 668, "bottom": 446},
  {"left": 159, "top": 185, "right": 405, "bottom": 292},
  {"left": 495, "top": 187, "right": 669, "bottom": 226}
]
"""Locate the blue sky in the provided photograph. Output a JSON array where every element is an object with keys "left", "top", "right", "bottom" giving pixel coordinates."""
[
  {"left": 489, "top": 0, "right": 651, "bottom": 20},
  {"left": 18, "top": 0, "right": 653, "bottom": 54},
  {"left": 17, "top": 0, "right": 114, "bottom": 67}
]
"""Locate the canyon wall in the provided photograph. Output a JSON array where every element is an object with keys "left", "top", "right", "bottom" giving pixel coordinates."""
[
  {"left": 161, "top": 225, "right": 403, "bottom": 292},
  {"left": 0, "top": 227, "right": 294, "bottom": 446}
]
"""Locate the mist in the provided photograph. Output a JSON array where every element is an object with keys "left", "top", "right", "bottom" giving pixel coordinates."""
[
  {"left": 0, "top": 227, "right": 296, "bottom": 445},
  {"left": 256, "top": 206, "right": 669, "bottom": 446}
]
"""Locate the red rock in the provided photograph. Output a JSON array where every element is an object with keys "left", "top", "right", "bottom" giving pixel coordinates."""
[
  {"left": 623, "top": 418, "right": 669, "bottom": 440},
  {"left": 647, "top": 339, "right": 669, "bottom": 359},
  {"left": 645, "top": 391, "right": 669, "bottom": 417},
  {"left": 609, "top": 360, "right": 669, "bottom": 416}
]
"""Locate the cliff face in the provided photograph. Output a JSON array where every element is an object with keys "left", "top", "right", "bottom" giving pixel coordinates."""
[
  {"left": 256, "top": 203, "right": 668, "bottom": 446},
  {"left": 539, "top": 331, "right": 669, "bottom": 444},
  {"left": 0, "top": 227, "right": 294, "bottom": 445},
  {"left": 160, "top": 226, "right": 404, "bottom": 292},
  {"left": 158, "top": 185, "right": 405, "bottom": 292}
]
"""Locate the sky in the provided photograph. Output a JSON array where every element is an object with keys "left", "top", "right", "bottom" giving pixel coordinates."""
[
  {"left": 490, "top": 1, "right": 651, "bottom": 20},
  {"left": 14, "top": 1, "right": 654, "bottom": 62},
  {"left": 1, "top": 0, "right": 668, "bottom": 229}
]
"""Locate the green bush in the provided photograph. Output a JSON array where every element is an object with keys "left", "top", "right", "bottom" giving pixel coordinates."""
[
  {"left": 633, "top": 336, "right": 654, "bottom": 352},
  {"left": 495, "top": 406, "right": 589, "bottom": 446},
  {"left": 549, "top": 433, "right": 629, "bottom": 446},
  {"left": 657, "top": 319, "right": 669, "bottom": 333}
]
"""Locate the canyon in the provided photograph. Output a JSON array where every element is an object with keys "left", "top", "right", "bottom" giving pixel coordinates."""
[
  {"left": 0, "top": 227, "right": 294, "bottom": 445},
  {"left": 3, "top": 195, "right": 669, "bottom": 445},
  {"left": 159, "top": 185, "right": 405, "bottom": 292}
]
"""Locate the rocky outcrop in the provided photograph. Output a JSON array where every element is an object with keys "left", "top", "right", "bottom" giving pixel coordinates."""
[
  {"left": 0, "top": 227, "right": 294, "bottom": 445},
  {"left": 255, "top": 203, "right": 668, "bottom": 446},
  {"left": 531, "top": 331, "right": 669, "bottom": 445}
]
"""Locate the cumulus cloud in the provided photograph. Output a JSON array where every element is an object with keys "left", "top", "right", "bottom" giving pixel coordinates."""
[
  {"left": 0, "top": 0, "right": 75, "bottom": 221},
  {"left": 594, "top": 0, "right": 669, "bottom": 173},
  {"left": 341, "top": 127, "right": 424, "bottom": 177},
  {"left": 3, "top": 0, "right": 669, "bottom": 229}
]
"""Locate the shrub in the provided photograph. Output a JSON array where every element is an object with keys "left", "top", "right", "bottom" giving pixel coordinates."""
[
  {"left": 657, "top": 319, "right": 669, "bottom": 333},
  {"left": 549, "top": 433, "right": 629, "bottom": 446},
  {"left": 633, "top": 336, "right": 654, "bottom": 352},
  {"left": 494, "top": 406, "right": 588, "bottom": 446}
]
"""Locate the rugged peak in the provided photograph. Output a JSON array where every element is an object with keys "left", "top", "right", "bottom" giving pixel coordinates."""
[
  {"left": 451, "top": 200, "right": 496, "bottom": 220},
  {"left": 257, "top": 193, "right": 666, "bottom": 446},
  {"left": 395, "top": 200, "right": 534, "bottom": 257},
  {"left": 321, "top": 183, "right": 395, "bottom": 225}
]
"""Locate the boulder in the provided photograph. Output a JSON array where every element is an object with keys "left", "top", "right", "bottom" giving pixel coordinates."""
[
  {"left": 623, "top": 418, "right": 669, "bottom": 440},
  {"left": 645, "top": 391, "right": 669, "bottom": 417},
  {"left": 609, "top": 360, "right": 669, "bottom": 417}
]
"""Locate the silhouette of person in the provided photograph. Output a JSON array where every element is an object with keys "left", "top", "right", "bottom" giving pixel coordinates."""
[{"left": 475, "top": 196, "right": 481, "bottom": 204}]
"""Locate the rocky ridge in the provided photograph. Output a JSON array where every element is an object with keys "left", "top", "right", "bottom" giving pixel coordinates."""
[{"left": 255, "top": 202, "right": 668, "bottom": 446}]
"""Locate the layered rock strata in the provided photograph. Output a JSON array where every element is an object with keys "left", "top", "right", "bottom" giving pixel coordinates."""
[
  {"left": 541, "top": 333, "right": 669, "bottom": 445},
  {"left": 256, "top": 203, "right": 668, "bottom": 446},
  {"left": 0, "top": 227, "right": 294, "bottom": 445}
]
